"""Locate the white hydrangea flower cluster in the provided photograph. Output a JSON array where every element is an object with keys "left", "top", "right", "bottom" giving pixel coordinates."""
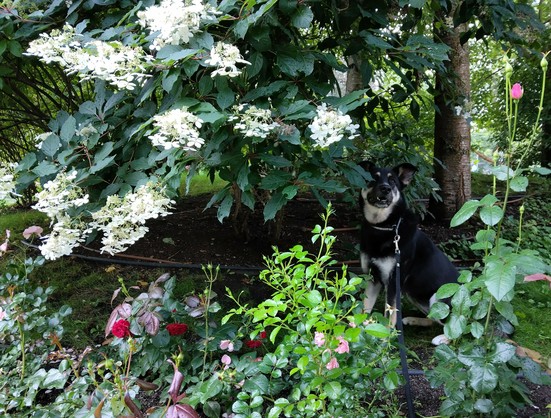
[
  {"left": 308, "top": 103, "right": 360, "bottom": 148},
  {"left": 33, "top": 170, "right": 90, "bottom": 219},
  {"left": 137, "top": 0, "right": 220, "bottom": 51},
  {"left": 205, "top": 42, "right": 251, "bottom": 77},
  {"left": 39, "top": 214, "right": 88, "bottom": 260},
  {"left": 26, "top": 25, "right": 152, "bottom": 91},
  {"left": 149, "top": 108, "right": 205, "bottom": 151},
  {"left": 89, "top": 183, "right": 175, "bottom": 255},
  {"left": 32, "top": 170, "right": 90, "bottom": 260},
  {"left": 0, "top": 164, "right": 16, "bottom": 201},
  {"left": 228, "top": 105, "right": 279, "bottom": 139}
]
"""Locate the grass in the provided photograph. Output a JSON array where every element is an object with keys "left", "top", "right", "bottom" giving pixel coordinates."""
[{"left": 180, "top": 170, "right": 227, "bottom": 196}]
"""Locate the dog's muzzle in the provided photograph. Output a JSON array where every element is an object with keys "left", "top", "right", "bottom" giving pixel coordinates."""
[{"left": 368, "top": 185, "right": 394, "bottom": 208}]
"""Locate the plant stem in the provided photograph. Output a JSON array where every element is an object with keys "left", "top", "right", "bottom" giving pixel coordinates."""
[{"left": 18, "top": 320, "right": 25, "bottom": 379}]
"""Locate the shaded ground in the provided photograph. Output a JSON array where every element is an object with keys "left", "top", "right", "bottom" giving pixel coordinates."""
[{"left": 77, "top": 193, "right": 550, "bottom": 417}]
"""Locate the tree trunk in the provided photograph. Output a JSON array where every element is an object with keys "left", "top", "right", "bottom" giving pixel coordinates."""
[{"left": 430, "top": 6, "right": 472, "bottom": 222}]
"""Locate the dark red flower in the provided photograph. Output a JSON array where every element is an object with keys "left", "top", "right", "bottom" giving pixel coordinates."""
[
  {"left": 166, "top": 323, "right": 188, "bottom": 336},
  {"left": 259, "top": 330, "right": 267, "bottom": 339},
  {"left": 245, "top": 340, "right": 262, "bottom": 349},
  {"left": 112, "top": 319, "right": 131, "bottom": 338}
]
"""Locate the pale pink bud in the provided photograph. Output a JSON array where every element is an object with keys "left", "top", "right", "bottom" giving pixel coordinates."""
[{"left": 511, "top": 83, "right": 523, "bottom": 100}]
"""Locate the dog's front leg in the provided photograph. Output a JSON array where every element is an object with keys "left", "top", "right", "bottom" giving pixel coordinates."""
[
  {"left": 361, "top": 252, "right": 382, "bottom": 313},
  {"left": 363, "top": 281, "right": 382, "bottom": 313}
]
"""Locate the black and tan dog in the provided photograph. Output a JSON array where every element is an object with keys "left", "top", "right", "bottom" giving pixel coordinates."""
[{"left": 358, "top": 161, "right": 459, "bottom": 343}]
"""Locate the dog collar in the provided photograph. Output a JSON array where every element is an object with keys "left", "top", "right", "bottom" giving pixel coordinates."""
[{"left": 370, "top": 217, "right": 403, "bottom": 233}]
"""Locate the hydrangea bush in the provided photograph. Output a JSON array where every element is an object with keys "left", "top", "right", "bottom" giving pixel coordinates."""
[{"left": 2, "top": 0, "right": 452, "bottom": 260}]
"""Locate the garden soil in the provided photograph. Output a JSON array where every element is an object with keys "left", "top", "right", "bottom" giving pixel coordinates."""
[{"left": 77, "top": 193, "right": 551, "bottom": 417}]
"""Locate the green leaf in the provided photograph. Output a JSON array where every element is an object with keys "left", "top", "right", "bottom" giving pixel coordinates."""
[
  {"left": 217, "top": 193, "right": 233, "bottom": 223},
  {"left": 435, "top": 282, "right": 460, "bottom": 299},
  {"left": 470, "top": 321, "right": 484, "bottom": 338},
  {"left": 296, "top": 355, "right": 309, "bottom": 372},
  {"left": 479, "top": 206, "right": 503, "bottom": 226},
  {"left": 299, "top": 290, "right": 322, "bottom": 307},
  {"left": 263, "top": 191, "right": 287, "bottom": 221},
  {"left": 490, "top": 342, "right": 516, "bottom": 364},
  {"left": 33, "top": 161, "right": 59, "bottom": 178},
  {"left": 364, "top": 323, "right": 390, "bottom": 338},
  {"left": 474, "top": 399, "right": 494, "bottom": 413},
  {"left": 277, "top": 48, "right": 314, "bottom": 77},
  {"left": 323, "top": 381, "right": 342, "bottom": 400},
  {"left": 203, "top": 401, "right": 221, "bottom": 418},
  {"left": 243, "top": 374, "right": 270, "bottom": 396},
  {"left": 260, "top": 171, "right": 292, "bottom": 190},
  {"left": 469, "top": 363, "right": 498, "bottom": 394},
  {"left": 200, "top": 376, "right": 224, "bottom": 401},
  {"left": 510, "top": 175, "right": 528, "bottom": 192},
  {"left": 291, "top": 5, "right": 314, "bottom": 28},
  {"left": 40, "top": 134, "right": 61, "bottom": 157},
  {"left": 156, "top": 46, "right": 199, "bottom": 61},
  {"left": 428, "top": 301, "right": 450, "bottom": 320},
  {"left": 444, "top": 314, "right": 467, "bottom": 339},
  {"left": 42, "top": 368, "right": 67, "bottom": 389},
  {"left": 60, "top": 116, "right": 76, "bottom": 142},
  {"left": 450, "top": 200, "right": 480, "bottom": 227},
  {"left": 484, "top": 259, "right": 516, "bottom": 301}
]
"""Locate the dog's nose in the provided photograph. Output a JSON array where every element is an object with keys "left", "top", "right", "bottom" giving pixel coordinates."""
[{"left": 378, "top": 184, "right": 392, "bottom": 195}]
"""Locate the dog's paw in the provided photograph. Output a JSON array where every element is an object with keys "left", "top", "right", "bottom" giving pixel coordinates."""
[
  {"left": 402, "top": 316, "right": 434, "bottom": 327},
  {"left": 431, "top": 334, "right": 450, "bottom": 346}
]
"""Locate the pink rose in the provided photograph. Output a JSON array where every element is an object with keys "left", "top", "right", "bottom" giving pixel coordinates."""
[
  {"left": 335, "top": 336, "right": 350, "bottom": 354},
  {"left": 326, "top": 357, "right": 339, "bottom": 370},
  {"left": 314, "top": 331, "right": 325, "bottom": 347}
]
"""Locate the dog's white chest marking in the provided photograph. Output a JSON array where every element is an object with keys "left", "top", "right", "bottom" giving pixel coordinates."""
[{"left": 372, "top": 256, "right": 396, "bottom": 286}]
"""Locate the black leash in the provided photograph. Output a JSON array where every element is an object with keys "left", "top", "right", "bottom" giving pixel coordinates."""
[{"left": 393, "top": 219, "right": 416, "bottom": 418}]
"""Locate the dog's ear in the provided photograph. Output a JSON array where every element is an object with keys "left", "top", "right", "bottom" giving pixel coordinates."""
[
  {"left": 358, "top": 160, "right": 375, "bottom": 173},
  {"left": 393, "top": 163, "right": 417, "bottom": 186}
]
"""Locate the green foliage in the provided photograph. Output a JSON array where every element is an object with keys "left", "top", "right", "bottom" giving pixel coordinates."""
[
  {"left": 222, "top": 204, "right": 401, "bottom": 416},
  {"left": 0, "top": 255, "right": 75, "bottom": 416},
  {"left": 0, "top": 207, "right": 404, "bottom": 417},
  {"left": 427, "top": 58, "right": 551, "bottom": 417}
]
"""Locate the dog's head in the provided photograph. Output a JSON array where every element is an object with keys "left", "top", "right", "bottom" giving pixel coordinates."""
[{"left": 359, "top": 161, "right": 417, "bottom": 223}]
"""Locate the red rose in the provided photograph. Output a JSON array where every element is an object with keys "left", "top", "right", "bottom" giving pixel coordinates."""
[
  {"left": 259, "top": 331, "right": 267, "bottom": 339},
  {"left": 166, "top": 323, "right": 188, "bottom": 336},
  {"left": 111, "top": 319, "right": 131, "bottom": 338},
  {"left": 245, "top": 340, "right": 262, "bottom": 349}
]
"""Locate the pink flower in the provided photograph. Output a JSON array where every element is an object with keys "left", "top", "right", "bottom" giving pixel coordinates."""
[
  {"left": 221, "top": 354, "right": 232, "bottom": 369},
  {"left": 326, "top": 357, "right": 339, "bottom": 370},
  {"left": 219, "top": 339, "right": 234, "bottom": 352},
  {"left": 0, "top": 307, "right": 5, "bottom": 321},
  {"left": 314, "top": 331, "right": 325, "bottom": 347},
  {"left": 511, "top": 83, "right": 524, "bottom": 100},
  {"left": 524, "top": 273, "right": 551, "bottom": 289},
  {"left": 335, "top": 336, "right": 350, "bottom": 354},
  {"left": 23, "top": 226, "right": 43, "bottom": 239}
]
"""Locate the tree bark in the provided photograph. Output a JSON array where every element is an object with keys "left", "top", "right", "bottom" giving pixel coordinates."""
[{"left": 430, "top": 7, "right": 472, "bottom": 221}]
